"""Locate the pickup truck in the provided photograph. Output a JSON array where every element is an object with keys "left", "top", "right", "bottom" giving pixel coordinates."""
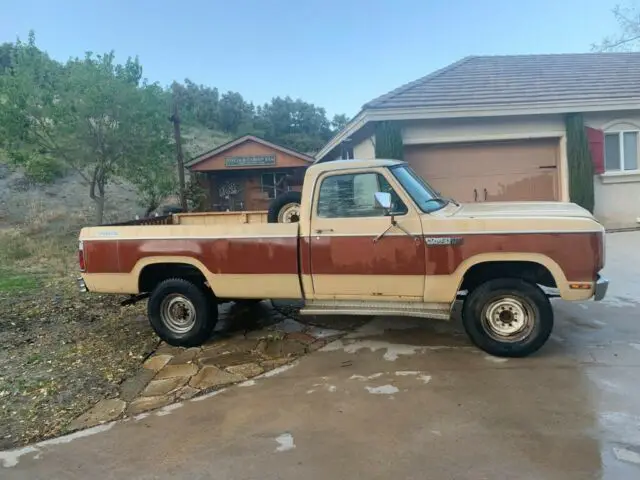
[{"left": 78, "top": 159, "right": 609, "bottom": 357}]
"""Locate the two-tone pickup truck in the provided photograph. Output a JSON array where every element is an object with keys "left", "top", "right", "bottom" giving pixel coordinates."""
[{"left": 78, "top": 159, "right": 609, "bottom": 357}]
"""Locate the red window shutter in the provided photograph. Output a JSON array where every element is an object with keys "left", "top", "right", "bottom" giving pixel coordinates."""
[{"left": 585, "top": 126, "right": 605, "bottom": 174}]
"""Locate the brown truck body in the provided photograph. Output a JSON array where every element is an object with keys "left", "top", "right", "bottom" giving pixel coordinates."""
[{"left": 78, "top": 159, "right": 608, "bottom": 357}]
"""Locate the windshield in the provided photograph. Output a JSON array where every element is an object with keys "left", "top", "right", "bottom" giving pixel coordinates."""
[{"left": 389, "top": 165, "right": 447, "bottom": 213}]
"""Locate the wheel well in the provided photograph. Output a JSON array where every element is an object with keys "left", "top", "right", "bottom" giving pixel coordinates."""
[
  {"left": 138, "top": 263, "right": 208, "bottom": 293},
  {"left": 459, "top": 261, "right": 557, "bottom": 293}
]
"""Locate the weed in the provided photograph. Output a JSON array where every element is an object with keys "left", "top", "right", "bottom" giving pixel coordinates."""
[
  {"left": 0, "top": 231, "right": 33, "bottom": 261},
  {"left": 0, "top": 268, "right": 39, "bottom": 292}
]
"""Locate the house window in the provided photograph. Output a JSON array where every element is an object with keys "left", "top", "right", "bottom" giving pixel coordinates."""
[
  {"left": 261, "top": 172, "right": 288, "bottom": 199},
  {"left": 604, "top": 131, "right": 639, "bottom": 172}
]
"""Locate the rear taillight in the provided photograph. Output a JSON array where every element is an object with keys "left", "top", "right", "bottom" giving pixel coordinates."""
[{"left": 78, "top": 240, "right": 86, "bottom": 272}]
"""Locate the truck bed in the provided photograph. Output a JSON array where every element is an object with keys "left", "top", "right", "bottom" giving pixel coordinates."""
[
  {"left": 80, "top": 213, "right": 302, "bottom": 299},
  {"left": 106, "top": 210, "right": 269, "bottom": 227}
]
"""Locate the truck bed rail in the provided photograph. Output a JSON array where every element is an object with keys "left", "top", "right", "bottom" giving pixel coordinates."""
[{"left": 102, "top": 215, "right": 174, "bottom": 227}]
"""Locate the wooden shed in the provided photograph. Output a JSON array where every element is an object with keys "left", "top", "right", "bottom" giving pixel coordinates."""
[{"left": 186, "top": 135, "right": 313, "bottom": 212}]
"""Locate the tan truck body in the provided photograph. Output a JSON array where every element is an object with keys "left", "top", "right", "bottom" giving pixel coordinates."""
[{"left": 78, "top": 159, "right": 608, "bottom": 356}]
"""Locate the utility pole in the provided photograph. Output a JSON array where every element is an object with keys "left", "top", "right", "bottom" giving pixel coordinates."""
[{"left": 170, "top": 82, "right": 188, "bottom": 211}]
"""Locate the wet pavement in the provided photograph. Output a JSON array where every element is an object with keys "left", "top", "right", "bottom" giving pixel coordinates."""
[{"left": 1, "top": 231, "right": 639, "bottom": 479}]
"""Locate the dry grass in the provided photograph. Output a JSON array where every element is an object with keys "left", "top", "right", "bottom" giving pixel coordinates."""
[{"left": 0, "top": 198, "right": 157, "bottom": 450}]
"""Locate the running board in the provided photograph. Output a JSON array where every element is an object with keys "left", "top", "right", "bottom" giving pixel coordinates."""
[{"left": 300, "top": 300, "right": 452, "bottom": 320}]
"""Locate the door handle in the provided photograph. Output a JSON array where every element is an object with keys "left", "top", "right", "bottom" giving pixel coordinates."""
[
  {"left": 484, "top": 188, "right": 488, "bottom": 201},
  {"left": 473, "top": 189, "right": 478, "bottom": 202},
  {"left": 314, "top": 228, "right": 334, "bottom": 234}
]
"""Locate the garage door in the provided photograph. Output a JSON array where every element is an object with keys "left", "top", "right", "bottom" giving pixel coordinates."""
[{"left": 404, "top": 138, "right": 559, "bottom": 203}]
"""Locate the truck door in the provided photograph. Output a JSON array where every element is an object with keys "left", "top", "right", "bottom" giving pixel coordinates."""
[{"left": 308, "top": 169, "right": 425, "bottom": 300}]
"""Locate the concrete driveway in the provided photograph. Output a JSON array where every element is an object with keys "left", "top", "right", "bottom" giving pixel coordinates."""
[{"left": 2, "top": 232, "right": 640, "bottom": 480}]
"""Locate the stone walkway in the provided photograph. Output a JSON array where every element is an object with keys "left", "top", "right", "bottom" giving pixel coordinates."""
[{"left": 67, "top": 300, "right": 348, "bottom": 431}]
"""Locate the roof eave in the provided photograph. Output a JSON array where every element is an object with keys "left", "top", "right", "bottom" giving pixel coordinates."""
[
  {"left": 314, "top": 110, "right": 368, "bottom": 162},
  {"left": 314, "top": 98, "right": 640, "bottom": 162}
]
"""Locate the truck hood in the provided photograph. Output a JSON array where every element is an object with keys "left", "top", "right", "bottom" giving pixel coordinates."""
[{"left": 450, "top": 201, "right": 594, "bottom": 219}]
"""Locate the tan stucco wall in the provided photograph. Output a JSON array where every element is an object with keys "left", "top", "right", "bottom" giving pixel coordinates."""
[
  {"left": 400, "top": 115, "right": 566, "bottom": 145},
  {"left": 584, "top": 110, "right": 640, "bottom": 229},
  {"left": 353, "top": 136, "right": 375, "bottom": 159}
]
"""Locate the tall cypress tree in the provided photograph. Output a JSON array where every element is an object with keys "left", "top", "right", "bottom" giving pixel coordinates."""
[
  {"left": 565, "top": 113, "right": 595, "bottom": 213},
  {"left": 374, "top": 121, "right": 404, "bottom": 160}
]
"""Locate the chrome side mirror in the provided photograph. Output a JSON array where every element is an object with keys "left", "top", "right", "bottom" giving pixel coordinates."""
[{"left": 374, "top": 191, "right": 391, "bottom": 210}]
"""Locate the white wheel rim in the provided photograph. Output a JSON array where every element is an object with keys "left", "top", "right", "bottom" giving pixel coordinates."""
[
  {"left": 481, "top": 296, "right": 535, "bottom": 342},
  {"left": 160, "top": 294, "right": 196, "bottom": 334},
  {"left": 278, "top": 203, "right": 300, "bottom": 223}
]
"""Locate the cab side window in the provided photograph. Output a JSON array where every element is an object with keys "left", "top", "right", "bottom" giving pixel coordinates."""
[{"left": 316, "top": 172, "right": 407, "bottom": 218}]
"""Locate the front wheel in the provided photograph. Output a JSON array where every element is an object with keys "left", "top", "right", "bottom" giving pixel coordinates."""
[
  {"left": 148, "top": 278, "right": 218, "bottom": 347},
  {"left": 462, "top": 278, "right": 553, "bottom": 358}
]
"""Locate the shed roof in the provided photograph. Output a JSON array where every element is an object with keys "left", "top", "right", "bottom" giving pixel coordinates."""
[{"left": 186, "top": 135, "right": 315, "bottom": 169}]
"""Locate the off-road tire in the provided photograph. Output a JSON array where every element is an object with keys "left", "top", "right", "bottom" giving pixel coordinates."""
[
  {"left": 462, "top": 278, "right": 553, "bottom": 358},
  {"left": 148, "top": 278, "right": 218, "bottom": 347},
  {"left": 267, "top": 191, "right": 302, "bottom": 223}
]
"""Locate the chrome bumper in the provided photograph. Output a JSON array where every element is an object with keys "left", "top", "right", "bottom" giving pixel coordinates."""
[
  {"left": 594, "top": 275, "right": 609, "bottom": 301},
  {"left": 77, "top": 277, "right": 88, "bottom": 293}
]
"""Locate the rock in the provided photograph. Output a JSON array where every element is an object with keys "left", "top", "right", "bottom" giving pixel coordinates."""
[
  {"left": 285, "top": 332, "right": 316, "bottom": 345},
  {"left": 154, "top": 343, "right": 183, "bottom": 357},
  {"left": 243, "top": 328, "right": 272, "bottom": 340},
  {"left": 200, "top": 351, "right": 262, "bottom": 368},
  {"left": 264, "top": 339, "right": 285, "bottom": 357},
  {"left": 154, "top": 363, "right": 198, "bottom": 380},
  {"left": 226, "top": 363, "right": 263, "bottom": 378},
  {"left": 260, "top": 358, "right": 291, "bottom": 370},
  {"left": 128, "top": 395, "right": 175, "bottom": 415},
  {"left": 68, "top": 399, "right": 126, "bottom": 431},
  {"left": 189, "top": 366, "right": 244, "bottom": 390},
  {"left": 167, "top": 347, "right": 200, "bottom": 365},
  {"left": 307, "top": 338, "right": 329, "bottom": 352},
  {"left": 119, "top": 369, "right": 156, "bottom": 402},
  {"left": 270, "top": 318, "right": 305, "bottom": 333},
  {"left": 282, "top": 341, "right": 307, "bottom": 356},
  {"left": 201, "top": 338, "right": 258, "bottom": 356},
  {"left": 141, "top": 377, "right": 188, "bottom": 397},
  {"left": 255, "top": 339, "right": 268, "bottom": 355},
  {"left": 176, "top": 385, "right": 200, "bottom": 400},
  {"left": 143, "top": 354, "right": 173, "bottom": 372}
]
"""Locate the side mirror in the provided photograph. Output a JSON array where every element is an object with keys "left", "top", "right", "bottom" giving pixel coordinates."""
[{"left": 374, "top": 191, "right": 391, "bottom": 210}]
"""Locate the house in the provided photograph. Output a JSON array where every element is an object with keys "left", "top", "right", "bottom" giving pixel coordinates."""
[
  {"left": 186, "top": 135, "right": 313, "bottom": 211},
  {"left": 316, "top": 53, "right": 640, "bottom": 229}
]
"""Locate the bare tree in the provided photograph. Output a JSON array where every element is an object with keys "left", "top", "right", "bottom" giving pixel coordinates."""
[{"left": 593, "top": 1, "right": 640, "bottom": 51}]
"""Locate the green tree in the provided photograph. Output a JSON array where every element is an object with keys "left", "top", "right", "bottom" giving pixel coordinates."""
[
  {"left": 219, "top": 91, "right": 249, "bottom": 133},
  {"left": 565, "top": 114, "right": 595, "bottom": 213},
  {"left": 0, "top": 42, "right": 15, "bottom": 73},
  {"left": 593, "top": 1, "right": 640, "bottom": 51},
  {"left": 331, "top": 114, "right": 349, "bottom": 132},
  {"left": 374, "top": 121, "right": 404, "bottom": 160},
  {"left": 0, "top": 36, "right": 174, "bottom": 223}
]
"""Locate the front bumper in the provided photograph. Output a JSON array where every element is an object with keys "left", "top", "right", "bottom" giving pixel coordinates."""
[
  {"left": 594, "top": 275, "right": 609, "bottom": 301},
  {"left": 77, "top": 276, "right": 88, "bottom": 293}
]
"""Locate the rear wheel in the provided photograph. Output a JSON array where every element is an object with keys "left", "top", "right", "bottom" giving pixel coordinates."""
[
  {"left": 148, "top": 278, "right": 218, "bottom": 347},
  {"left": 462, "top": 278, "right": 553, "bottom": 358},
  {"left": 267, "top": 191, "right": 302, "bottom": 223}
]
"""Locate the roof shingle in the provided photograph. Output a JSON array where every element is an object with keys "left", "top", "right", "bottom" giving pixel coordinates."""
[{"left": 363, "top": 53, "right": 640, "bottom": 110}]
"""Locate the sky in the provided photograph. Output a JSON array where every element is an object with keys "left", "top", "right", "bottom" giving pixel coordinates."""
[{"left": 0, "top": 0, "right": 624, "bottom": 118}]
